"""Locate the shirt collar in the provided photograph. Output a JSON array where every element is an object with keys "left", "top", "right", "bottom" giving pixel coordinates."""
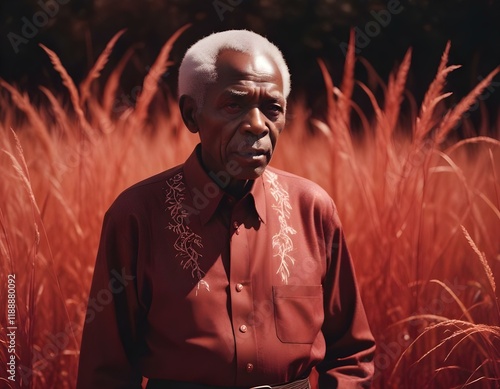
[
  {"left": 183, "top": 145, "right": 267, "bottom": 226},
  {"left": 250, "top": 170, "right": 267, "bottom": 225}
]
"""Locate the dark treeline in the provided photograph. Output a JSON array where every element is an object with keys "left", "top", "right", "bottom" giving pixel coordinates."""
[{"left": 1, "top": 0, "right": 499, "bottom": 125}]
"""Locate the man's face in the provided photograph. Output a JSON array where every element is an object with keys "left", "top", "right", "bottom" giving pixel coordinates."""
[{"left": 192, "top": 50, "right": 286, "bottom": 181}]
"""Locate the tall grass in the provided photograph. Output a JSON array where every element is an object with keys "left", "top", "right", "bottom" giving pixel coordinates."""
[{"left": 1, "top": 30, "right": 499, "bottom": 388}]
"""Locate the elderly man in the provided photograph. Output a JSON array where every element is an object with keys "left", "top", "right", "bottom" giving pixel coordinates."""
[{"left": 77, "top": 30, "right": 375, "bottom": 389}]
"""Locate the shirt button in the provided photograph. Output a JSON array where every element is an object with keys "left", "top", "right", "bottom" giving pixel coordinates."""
[
  {"left": 233, "top": 221, "right": 240, "bottom": 234},
  {"left": 235, "top": 283, "right": 244, "bottom": 292},
  {"left": 239, "top": 324, "right": 248, "bottom": 333},
  {"left": 246, "top": 363, "right": 254, "bottom": 372}
]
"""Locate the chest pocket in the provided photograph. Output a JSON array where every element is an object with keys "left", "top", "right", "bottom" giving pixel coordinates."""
[{"left": 272, "top": 285, "right": 324, "bottom": 344}]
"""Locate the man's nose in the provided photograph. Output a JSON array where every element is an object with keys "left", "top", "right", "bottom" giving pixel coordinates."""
[{"left": 242, "top": 107, "right": 268, "bottom": 135}]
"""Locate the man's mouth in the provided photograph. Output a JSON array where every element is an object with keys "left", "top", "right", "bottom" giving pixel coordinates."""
[{"left": 237, "top": 149, "right": 267, "bottom": 158}]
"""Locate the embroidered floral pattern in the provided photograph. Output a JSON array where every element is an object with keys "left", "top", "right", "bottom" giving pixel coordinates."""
[
  {"left": 265, "top": 171, "right": 297, "bottom": 284},
  {"left": 165, "top": 173, "right": 209, "bottom": 294}
]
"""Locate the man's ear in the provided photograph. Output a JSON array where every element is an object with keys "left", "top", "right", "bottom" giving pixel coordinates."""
[{"left": 179, "top": 95, "right": 199, "bottom": 134}]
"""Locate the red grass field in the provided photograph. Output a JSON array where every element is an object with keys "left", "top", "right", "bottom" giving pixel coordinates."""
[{"left": 1, "top": 30, "right": 499, "bottom": 388}]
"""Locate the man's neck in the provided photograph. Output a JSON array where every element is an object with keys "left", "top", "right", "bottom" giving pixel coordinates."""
[
  {"left": 196, "top": 147, "right": 254, "bottom": 199},
  {"left": 224, "top": 179, "right": 253, "bottom": 199}
]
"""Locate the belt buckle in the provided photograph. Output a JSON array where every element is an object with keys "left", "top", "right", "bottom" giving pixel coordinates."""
[{"left": 249, "top": 386, "right": 272, "bottom": 389}]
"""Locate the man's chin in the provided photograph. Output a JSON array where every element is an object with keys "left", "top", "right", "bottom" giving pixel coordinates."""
[{"left": 236, "top": 165, "right": 268, "bottom": 181}]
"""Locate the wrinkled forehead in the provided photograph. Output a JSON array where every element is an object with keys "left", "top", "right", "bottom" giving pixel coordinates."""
[{"left": 213, "top": 49, "right": 284, "bottom": 91}]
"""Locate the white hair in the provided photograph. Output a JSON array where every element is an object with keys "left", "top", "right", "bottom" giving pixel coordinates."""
[{"left": 178, "top": 30, "right": 291, "bottom": 106}]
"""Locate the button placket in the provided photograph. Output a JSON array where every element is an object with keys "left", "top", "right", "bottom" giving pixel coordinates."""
[{"left": 228, "top": 211, "right": 258, "bottom": 385}]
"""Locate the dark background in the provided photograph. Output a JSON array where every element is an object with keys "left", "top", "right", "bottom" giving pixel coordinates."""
[{"left": 1, "top": 0, "right": 499, "bottom": 125}]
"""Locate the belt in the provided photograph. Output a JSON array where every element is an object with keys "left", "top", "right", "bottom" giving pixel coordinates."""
[{"left": 146, "top": 376, "right": 310, "bottom": 389}]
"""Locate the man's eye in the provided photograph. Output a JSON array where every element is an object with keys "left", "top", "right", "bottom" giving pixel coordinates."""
[
  {"left": 267, "top": 104, "right": 283, "bottom": 115},
  {"left": 225, "top": 103, "right": 241, "bottom": 113}
]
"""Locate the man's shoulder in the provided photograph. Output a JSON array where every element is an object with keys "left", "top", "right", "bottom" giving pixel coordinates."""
[
  {"left": 265, "top": 166, "right": 332, "bottom": 201},
  {"left": 108, "top": 164, "right": 184, "bottom": 213},
  {"left": 265, "top": 167, "right": 340, "bottom": 226},
  {"left": 126, "top": 164, "right": 184, "bottom": 192}
]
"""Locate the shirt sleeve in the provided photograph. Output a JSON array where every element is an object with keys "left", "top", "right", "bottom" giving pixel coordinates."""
[
  {"left": 76, "top": 204, "right": 145, "bottom": 389},
  {"left": 316, "top": 204, "right": 376, "bottom": 388}
]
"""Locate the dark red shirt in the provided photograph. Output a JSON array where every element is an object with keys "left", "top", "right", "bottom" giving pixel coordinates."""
[{"left": 77, "top": 146, "right": 375, "bottom": 388}]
